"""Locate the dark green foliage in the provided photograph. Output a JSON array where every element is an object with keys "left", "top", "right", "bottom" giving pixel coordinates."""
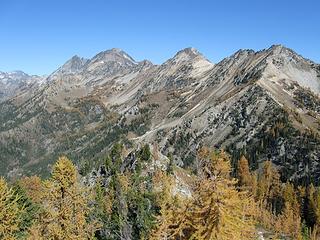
[
  {"left": 293, "top": 87, "right": 320, "bottom": 113},
  {"left": 166, "top": 152, "right": 174, "bottom": 174},
  {"left": 165, "top": 129, "right": 196, "bottom": 168},
  {"left": 127, "top": 180, "right": 156, "bottom": 239},
  {"left": 94, "top": 145, "right": 157, "bottom": 240},
  {"left": 0, "top": 99, "right": 42, "bottom": 131},
  {"left": 0, "top": 94, "right": 156, "bottom": 178},
  {"left": 108, "top": 175, "right": 128, "bottom": 240},
  {"left": 138, "top": 144, "right": 151, "bottom": 162},
  {"left": 12, "top": 184, "right": 39, "bottom": 238},
  {"left": 110, "top": 143, "right": 123, "bottom": 163},
  {"left": 227, "top": 108, "right": 320, "bottom": 185},
  {"left": 302, "top": 186, "right": 318, "bottom": 228}
]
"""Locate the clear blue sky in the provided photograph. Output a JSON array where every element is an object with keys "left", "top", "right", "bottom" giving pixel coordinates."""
[{"left": 0, "top": 0, "right": 319, "bottom": 75}]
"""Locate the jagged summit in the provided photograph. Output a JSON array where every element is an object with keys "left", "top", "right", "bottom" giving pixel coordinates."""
[
  {"left": 138, "top": 59, "right": 154, "bottom": 68},
  {"left": 0, "top": 70, "right": 44, "bottom": 102},
  {"left": 269, "top": 44, "right": 286, "bottom": 50},
  {"left": 226, "top": 48, "right": 255, "bottom": 62},
  {"left": 90, "top": 48, "right": 137, "bottom": 66},
  {"left": 8, "top": 70, "right": 29, "bottom": 76},
  {"left": 58, "top": 55, "right": 89, "bottom": 74},
  {"left": 0, "top": 70, "right": 38, "bottom": 85},
  {"left": 266, "top": 44, "right": 293, "bottom": 55},
  {"left": 265, "top": 44, "right": 306, "bottom": 60},
  {"left": 170, "top": 47, "right": 209, "bottom": 64},
  {"left": 69, "top": 55, "right": 87, "bottom": 62},
  {"left": 177, "top": 47, "right": 201, "bottom": 56}
]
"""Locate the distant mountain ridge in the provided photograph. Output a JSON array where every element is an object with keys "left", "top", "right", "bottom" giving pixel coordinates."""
[
  {"left": 0, "top": 45, "right": 319, "bottom": 184},
  {"left": 0, "top": 71, "right": 45, "bottom": 103}
]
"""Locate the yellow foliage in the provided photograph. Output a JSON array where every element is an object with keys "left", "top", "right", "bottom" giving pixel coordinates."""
[
  {"left": 0, "top": 177, "right": 25, "bottom": 240},
  {"left": 18, "top": 175, "right": 43, "bottom": 204},
  {"left": 31, "top": 156, "right": 99, "bottom": 240},
  {"left": 150, "top": 170, "right": 176, "bottom": 240},
  {"left": 52, "top": 156, "right": 77, "bottom": 189},
  {"left": 151, "top": 151, "right": 257, "bottom": 240},
  {"left": 237, "top": 156, "right": 253, "bottom": 189},
  {"left": 255, "top": 162, "right": 303, "bottom": 239}
]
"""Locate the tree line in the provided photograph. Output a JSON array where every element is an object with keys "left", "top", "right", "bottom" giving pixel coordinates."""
[{"left": 1, "top": 144, "right": 320, "bottom": 239}]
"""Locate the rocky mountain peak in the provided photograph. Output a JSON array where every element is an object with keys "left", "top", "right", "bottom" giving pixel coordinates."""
[
  {"left": 266, "top": 44, "right": 302, "bottom": 60},
  {"left": 233, "top": 49, "right": 255, "bottom": 58},
  {"left": 0, "top": 70, "right": 31, "bottom": 83},
  {"left": 70, "top": 55, "right": 86, "bottom": 62},
  {"left": 171, "top": 47, "right": 206, "bottom": 62},
  {"left": 178, "top": 47, "right": 200, "bottom": 56},
  {"left": 58, "top": 55, "right": 89, "bottom": 74},
  {"left": 262, "top": 44, "right": 320, "bottom": 94},
  {"left": 162, "top": 47, "right": 213, "bottom": 70},
  {"left": 138, "top": 59, "right": 154, "bottom": 68},
  {"left": 221, "top": 49, "right": 255, "bottom": 66},
  {"left": 90, "top": 48, "right": 137, "bottom": 66},
  {"left": 9, "top": 70, "right": 29, "bottom": 76},
  {"left": 269, "top": 44, "right": 285, "bottom": 51}
]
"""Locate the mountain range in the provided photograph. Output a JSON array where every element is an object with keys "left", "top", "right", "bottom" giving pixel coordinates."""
[{"left": 0, "top": 45, "right": 319, "bottom": 183}]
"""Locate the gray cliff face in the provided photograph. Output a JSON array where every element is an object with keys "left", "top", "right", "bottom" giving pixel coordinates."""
[
  {"left": 53, "top": 55, "right": 89, "bottom": 75},
  {"left": 0, "top": 46, "right": 319, "bottom": 183}
]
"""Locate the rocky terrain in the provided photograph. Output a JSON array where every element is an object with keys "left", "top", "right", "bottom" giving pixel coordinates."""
[
  {"left": 0, "top": 45, "right": 319, "bottom": 184},
  {"left": 0, "top": 71, "right": 45, "bottom": 103}
]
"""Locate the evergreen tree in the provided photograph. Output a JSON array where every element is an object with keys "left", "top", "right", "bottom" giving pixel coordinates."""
[
  {"left": 127, "top": 171, "right": 156, "bottom": 239},
  {"left": 304, "top": 184, "right": 317, "bottom": 228},
  {"left": 93, "top": 178, "right": 113, "bottom": 239},
  {"left": 12, "top": 184, "right": 39, "bottom": 239},
  {"left": 138, "top": 144, "right": 151, "bottom": 162},
  {"left": 166, "top": 152, "right": 174, "bottom": 174}
]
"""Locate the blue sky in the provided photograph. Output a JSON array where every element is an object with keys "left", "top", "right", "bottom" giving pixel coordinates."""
[{"left": 0, "top": 0, "right": 319, "bottom": 75}]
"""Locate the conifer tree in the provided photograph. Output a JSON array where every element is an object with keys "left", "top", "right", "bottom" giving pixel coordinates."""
[
  {"left": 150, "top": 170, "right": 184, "bottom": 240},
  {"left": 152, "top": 150, "right": 257, "bottom": 240},
  {"left": 315, "top": 190, "right": 320, "bottom": 231},
  {"left": 0, "top": 177, "right": 25, "bottom": 240},
  {"left": 237, "top": 155, "right": 253, "bottom": 190},
  {"left": 18, "top": 176, "right": 43, "bottom": 204},
  {"left": 139, "top": 144, "right": 151, "bottom": 162},
  {"left": 276, "top": 202, "right": 302, "bottom": 238},
  {"left": 186, "top": 151, "right": 256, "bottom": 239},
  {"left": 257, "top": 161, "right": 283, "bottom": 214},
  {"left": 30, "top": 156, "right": 99, "bottom": 240},
  {"left": 304, "top": 184, "right": 318, "bottom": 228},
  {"left": 126, "top": 171, "right": 156, "bottom": 240},
  {"left": 11, "top": 184, "right": 39, "bottom": 239}
]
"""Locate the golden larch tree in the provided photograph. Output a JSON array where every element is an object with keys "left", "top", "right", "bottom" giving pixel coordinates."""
[
  {"left": 153, "top": 150, "right": 257, "bottom": 240},
  {"left": 18, "top": 175, "right": 43, "bottom": 204},
  {"left": 29, "top": 156, "right": 99, "bottom": 240},
  {"left": 237, "top": 155, "right": 253, "bottom": 189},
  {"left": 150, "top": 170, "right": 185, "bottom": 240},
  {"left": 0, "top": 177, "right": 25, "bottom": 240}
]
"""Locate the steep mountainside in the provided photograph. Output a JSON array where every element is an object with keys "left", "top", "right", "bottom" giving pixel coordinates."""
[{"left": 0, "top": 45, "right": 319, "bottom": 183}]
